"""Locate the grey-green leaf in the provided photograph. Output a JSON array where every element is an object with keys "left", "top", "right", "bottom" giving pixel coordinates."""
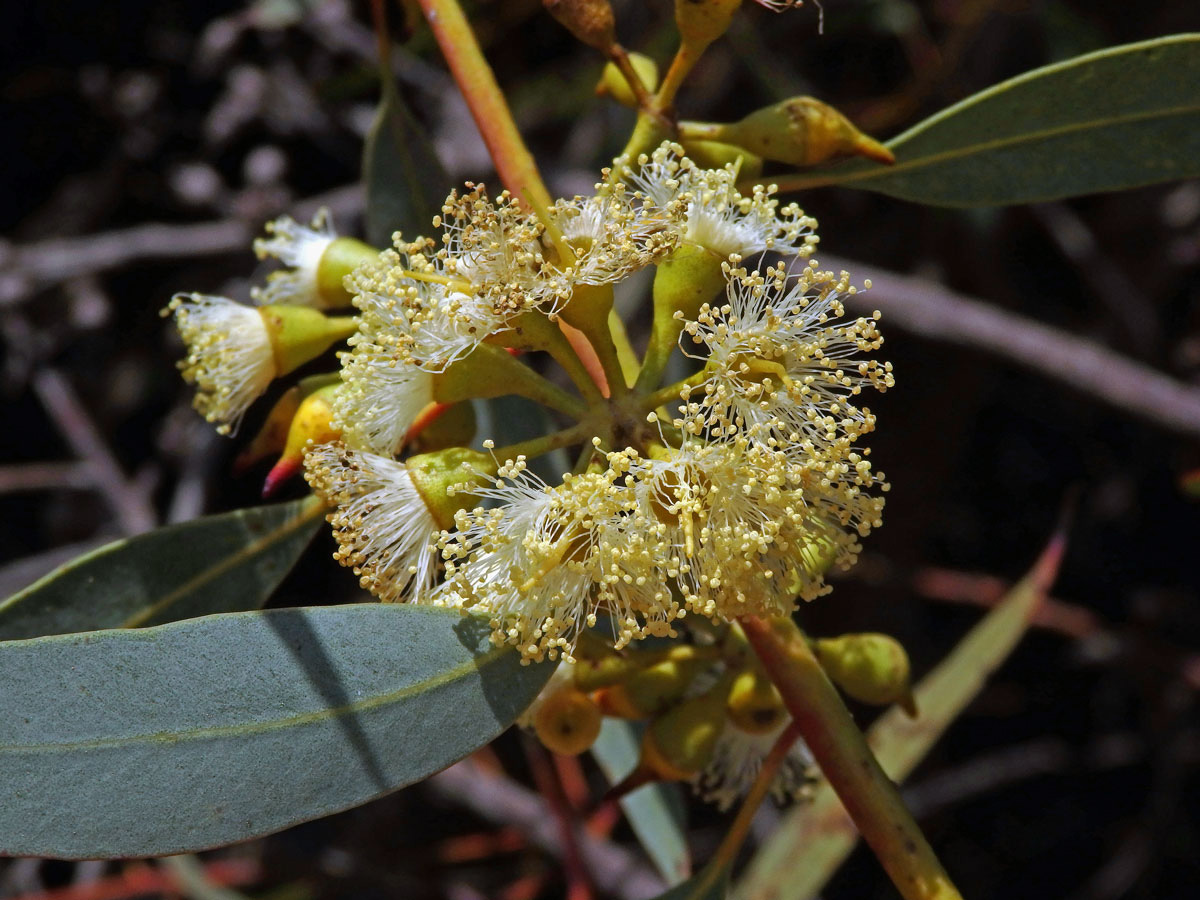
[
  {"left": 771, "top": 34, "right": 1200, "bottom": 206},
  {"left": 0, "top": 498, "right": 325, "bottom": 641},
  {"left": 0, "top": 603, "right": 551, "bottom": 858},
  {"left": 649, "top": 863, "right": 729, "bottom": 900},
  {"left": 363, "top": 66, "right": 449, "bottom": 248},
  {"left": 592, "top": 719, "right": 692, "bottom": 886}
]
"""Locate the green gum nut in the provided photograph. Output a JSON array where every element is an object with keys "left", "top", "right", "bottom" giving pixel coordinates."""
[
  {"left": 726, "top": 667, "right": 787, "bottom": 735},
  {"left": 259, "top": 306, "right": 357, "bottom": 376},
  {"left": 782, "top": 529, "right": 841, "bottom": 595},
  {"left": 533, "top": 687, "right": 603, "bottom": 756},
  {"left": 598, "top": 656, "right": 712, "bottom": 719},
  {"left": 642, "top": 676, "right": 733, "bottom": 779},
  {"left": 680, "top": 139, "right": 763, "bottom": 181},
  {"left": 674, "top": 0, "right": 741, "bottom": 49},
  {"left": 715, "top": 97, "right": 895, "bottom": 168},
  {"left": 404, "top": 447, "right": 496, "bottom": 529},
  {"left": 316, "top": 237, "right": 379, "bottom": 308},
  {"left": 814, "top": 633, "right": 917, "bottom": 716},
  {"left": 597, "top": 51, "right": 659, "bottom": 107},
  {"left": 558, "top": 282, "right": 614, "bottom": 336},
  {"left": 642, "top": 244, "right": 729, "bottom": 387},
  {"left": 431, "top": 344, "right": 532, "bottom": 405}
]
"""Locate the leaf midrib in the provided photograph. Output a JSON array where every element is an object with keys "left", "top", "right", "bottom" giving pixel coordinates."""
[
  {"left": 121, "top": 497, "right": 325, "bottom": 628},
  {"left": 1, "top": 643, "right": 509, "bottom": 754},
  {"left": 809, "top": 102, "right": 1200, "bottom": 190}
]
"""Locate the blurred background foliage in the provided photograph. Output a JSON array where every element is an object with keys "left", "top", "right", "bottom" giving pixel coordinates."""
[{"left": 1, "top": 1, "right": 1199, "bottom": 898}]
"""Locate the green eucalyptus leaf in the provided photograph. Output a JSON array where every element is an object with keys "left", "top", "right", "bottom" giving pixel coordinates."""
[
  {"left": 363, "top": 63, "right": 449, "bottom": 248},
  {"left": 733, "top": 532, "right": 1067, "bottom": 900},
  {"left": 0, "top": 498, "right": 325, "bottom": 641},
  {"left": 0, "top": 603, "right": 552, "bottom": 859},
  {"left": 592, "top": 718, "right": 692, "bottom": 886},
  {"left": 771, "top": 34, "right": 1200, "bottom": 206},
  {"left": 649, "top": 863, "right": 729, "bottom": 900}
]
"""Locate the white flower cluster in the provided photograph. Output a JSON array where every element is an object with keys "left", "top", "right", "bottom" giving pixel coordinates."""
[{"left": 301, "top": 142, "right": 890, "bottom": 664}]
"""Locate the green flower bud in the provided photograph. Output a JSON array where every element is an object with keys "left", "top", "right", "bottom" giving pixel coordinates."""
[
  {"left": 641, "top": 676, "right": 733, "bottom": 779},
  {"left": 534, "top": 687, "right": 603, "bottom": 755},
  {"left": 595, "top": 655, "right": 712, "bottom": 719},
  {"left": 404, "top": 446, "right": 496, "bottom": 529},
  {"left": 815, "top": 633, "right": 917, "bottom": 716},
  {"left": 640, "top": 244, "right": 729, "bottom": 387},
  {"left": 715, "top": 97, "right": 894, "bottom": 168},
  {"left": 675, "top": 0, "right": 742, "bottom": 52},
  {"left": 726, "top": 667, "right": 787, "bottom": 734},
  {"left": 315, "top": 236, "right": 379, "bottom": 308},
  {"left": 597, "top": 52, "right": 659, "bottom": 107},
  {"left": 259, "top": 305, "right": 358, "bottom": 376}
]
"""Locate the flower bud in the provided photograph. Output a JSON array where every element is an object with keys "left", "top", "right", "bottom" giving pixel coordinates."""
[
  {"left": 675, "top": 0, "right": 742, "bottom": 52},
  {"left": 235, "top": 384, "right": 303, "bottom": 474},
  {"left": 640, "top": 677, "right": 732, "bottom": 780},
  {"left": 645, "top": 244, "right": 729, "bottom": 374},
  {"left": 544, "top": 0, "right": 616, "bottom": 52},
  {"left": 596, "top": 51, "right": 659, "bottom": 107},
  {"left": 814, "top": 633, "right": 917, "bottom": 716},
  {"left": 404, "top": 446, "right": 496, "bottom": 529},
  {"left": 259, "top": 305, "right": 358, "bottom": 376},
  {"left": 717, "top": 97, "right": 894, "bottom": 167},
  {"left": 533, "top": 687, "right": 603, "bottom": 755},
  {"left": 594, "top": 655, "right": 711, "bottom": 719},
  {"left": 314, "top": 237, "right": 379, "bottom": 308},
  {"left": 263, "top": 383, "right": 342, "bottom": 497},
  {"left": 681, "top": 139, "right": 763, "bottom": 181},
  {"left": 726, "top": 667, "right": 787, "bottom": 734}
]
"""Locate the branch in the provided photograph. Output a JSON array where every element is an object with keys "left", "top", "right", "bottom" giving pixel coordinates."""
[
  {"left": 428, "top": 758, "right": 665, "bottom": 900},
  {"left": 822, "top": 254, "right": 1200, "bottom": 439}
]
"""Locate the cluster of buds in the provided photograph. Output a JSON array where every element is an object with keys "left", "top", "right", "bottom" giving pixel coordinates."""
[{"left": 524, "top": 627, "right": 913, "bottom": 809}]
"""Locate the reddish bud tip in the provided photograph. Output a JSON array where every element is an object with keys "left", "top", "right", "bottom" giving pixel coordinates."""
[{"left": 263, "top": 456, "right": 302, "bottom": 498}]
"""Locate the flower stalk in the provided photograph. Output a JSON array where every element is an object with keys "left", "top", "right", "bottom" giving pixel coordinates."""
[{"left": 740, "top": 615, "right": 964, "bottom": 900}]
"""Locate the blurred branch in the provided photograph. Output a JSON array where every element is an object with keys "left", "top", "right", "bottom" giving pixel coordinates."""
[
  {"left": 3, "top": 859, "right": 259, "bottom": 900},
  {"left": 429, "top": 758, "right": 665, "bottom": 900},
  {"left": 7, "top": 198, "right": 1200, "bottom": 440},
  {"left": 0, "top": 186, "right": 361, "bottom": 307},
  {"left": 32, "top": 368, "right": 157, "bottom": 535},
  {"left": 825, "top": 254, "right": 1200, "bottom": 439}
]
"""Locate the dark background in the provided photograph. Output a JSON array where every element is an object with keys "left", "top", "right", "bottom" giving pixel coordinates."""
[{"left": 2, "top": 1, "right": 1199, "bottom": 898}]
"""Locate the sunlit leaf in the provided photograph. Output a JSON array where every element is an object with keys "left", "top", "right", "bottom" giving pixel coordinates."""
[
  {"left": 648, "top": 862, "right": 729, "bottom": 900},
  {"left": 0, "top": 498, "right": 325, "bottom": 640},
  {"left": 767, "top": 34, "right": 1200, "bottom": 206},
  {"left": 734, "top": 532, "right": 1067, "bottom": 900},
  {"left": 592, "top": 718, "right": 692, "bottom": 886},
  {"left": 0, "top": 604, "right": 551, "bottom": 859}
]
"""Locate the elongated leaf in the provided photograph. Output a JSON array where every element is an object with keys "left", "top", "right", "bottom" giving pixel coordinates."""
[
  {"left": 769, "top": 34, "right": 1200, "bottom": 206},
  {"left": 734, "top": 532, "right": 1067, "bottom": 900},
  {"left": 363, "top": 65, "right": 449, "bottom": 247},
  {"left": 649, "top": 863, "right": 729, "bottom": 900},
  {"left": 0, "top": 498, "right": 325, "bottom": 640},
  {"left": 592, "top": 719, "right": 692, "bottom": 886},
  {"left": 0, "top": 603, "right": 551, "bottom": 858}
]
